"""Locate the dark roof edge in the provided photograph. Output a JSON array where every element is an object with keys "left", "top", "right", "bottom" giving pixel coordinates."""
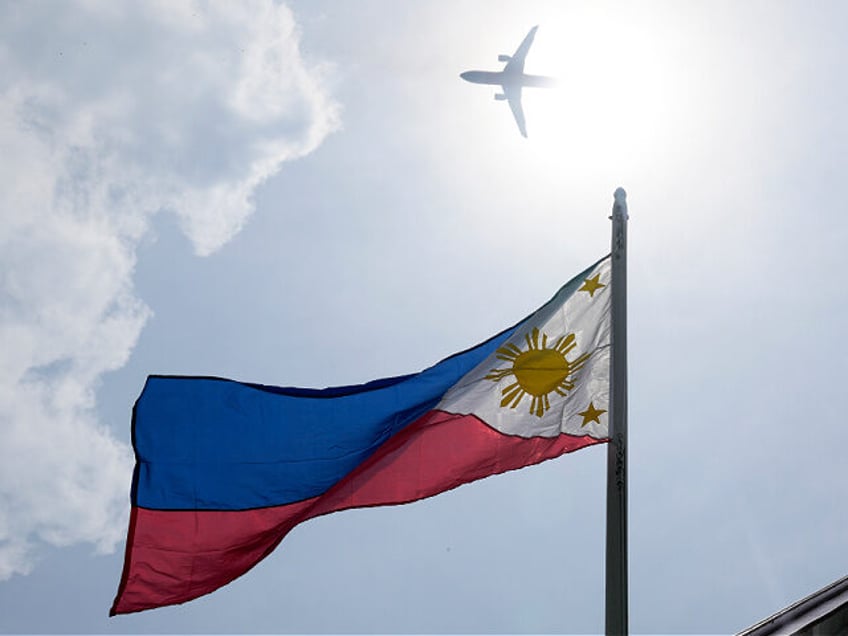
[{"left": 737, "top": 574, "right": 848, "bottom": 635}]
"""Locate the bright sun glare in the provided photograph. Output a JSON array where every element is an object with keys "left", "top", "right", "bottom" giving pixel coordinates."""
[{"left": 498, "top": 6, "right": 683, "bottom": 182}]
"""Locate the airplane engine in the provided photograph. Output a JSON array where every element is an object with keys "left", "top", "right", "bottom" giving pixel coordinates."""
[
  {"left": 498, "top": 54, "right": 511, "bottom": 62},
  {"left": 494, "top": 93, "right": 507, "bottom": 101}
]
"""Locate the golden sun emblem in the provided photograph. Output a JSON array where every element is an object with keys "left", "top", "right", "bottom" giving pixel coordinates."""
[{"left": 485, "top": 327, "right": 590, "bottom": 417}]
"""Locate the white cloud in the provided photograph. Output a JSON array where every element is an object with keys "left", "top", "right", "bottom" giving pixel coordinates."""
[{"left": 0, "top": 0, "right": 339, "bottom": 579}]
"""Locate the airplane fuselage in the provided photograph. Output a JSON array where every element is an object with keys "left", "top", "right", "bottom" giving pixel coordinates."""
[{"left": 460, "top": 70, "right": 555, "bottom": 89}]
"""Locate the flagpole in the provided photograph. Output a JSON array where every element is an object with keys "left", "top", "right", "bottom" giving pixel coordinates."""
[{"left": 606, "top": 187, "right": 629, "bottom": 636}]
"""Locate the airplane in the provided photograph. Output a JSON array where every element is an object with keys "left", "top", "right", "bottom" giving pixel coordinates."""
[{"left": 460, "top": 25, "right": 555, "bottom": 138}]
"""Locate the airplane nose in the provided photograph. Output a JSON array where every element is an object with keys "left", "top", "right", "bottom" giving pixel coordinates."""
[{"left": 460, "top": 71, "right": 470, "bottom": 80}]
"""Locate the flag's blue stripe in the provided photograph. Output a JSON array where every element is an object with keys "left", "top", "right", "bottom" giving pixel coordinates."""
[{"left": 132, "top": 324, "right": 519, "bottom": 511}]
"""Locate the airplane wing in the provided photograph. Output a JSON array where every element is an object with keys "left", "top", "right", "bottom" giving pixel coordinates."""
[
  {"left": 504, "top": 84, "right": 527, "bottom": 137},
  {"left": 504, "top": 25, "right": 538, "bottom": 74}
]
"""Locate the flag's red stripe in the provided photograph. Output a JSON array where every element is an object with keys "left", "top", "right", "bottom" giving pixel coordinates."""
[{"left": 111, "top": 410, "right": 604, "bottom": 615}]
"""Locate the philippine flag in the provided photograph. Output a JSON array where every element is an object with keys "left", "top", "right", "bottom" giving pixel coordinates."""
[{"left": 111, "top": 256, "right": 612, "bottom": 615}]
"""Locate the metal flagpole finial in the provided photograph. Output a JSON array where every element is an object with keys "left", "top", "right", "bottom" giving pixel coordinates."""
[{"left": 612, "top": 187, "right": 628, "bottom": 220}]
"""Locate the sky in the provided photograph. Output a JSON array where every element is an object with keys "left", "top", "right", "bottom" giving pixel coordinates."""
[{"left": 1, "top": 0, "right": 847, "bottom": 633}]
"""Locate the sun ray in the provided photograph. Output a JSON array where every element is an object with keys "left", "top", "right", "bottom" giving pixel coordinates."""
[
  {"left": 555, "top": 333, "right": 576, "bottom": 354},
  {"left": 502, "top": 381, "right": 520, "bottom": 393},
  {"left": 485, "top": 368, "right": 505, "bottom": 380},
  {"left": 504, "top": 343, "right": 522, "bottom": 357},
  {"left": 501, "top": 384, "right": 525, "bottom": 408},
  {"left": 570, "top": 352, "right": 590, "bottom": 373},
  {"left": 496, "top": 349, "right": 519, "bottom": 362},
  {"left": 485, "top": 368, "right": 511, "bottom": 381},
  {"left": 530, "top": 396, "right": 541, "bottom": 417}
]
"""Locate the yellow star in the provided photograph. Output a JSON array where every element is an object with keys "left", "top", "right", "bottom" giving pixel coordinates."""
[
  {"left": 578, "top": 274, "right": 606, "bottom": 297},
  {"left": 578, "top": 402, "right": 607, "bottom": 427}
]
